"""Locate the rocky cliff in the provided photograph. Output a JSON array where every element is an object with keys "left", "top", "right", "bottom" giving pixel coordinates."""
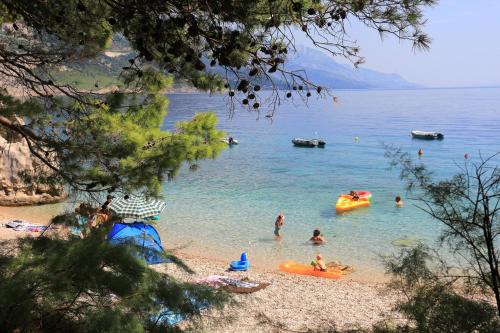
[{"left": 0, "top": 124, "right": 66, "bottom": 206}]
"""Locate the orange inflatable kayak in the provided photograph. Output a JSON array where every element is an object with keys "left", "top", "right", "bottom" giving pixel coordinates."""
[
  {"left": 278, "top": 261, "right": 342, "bottom": 279},
  {"left": 335, "top": 195, "right": 370, "bottom": 212}
]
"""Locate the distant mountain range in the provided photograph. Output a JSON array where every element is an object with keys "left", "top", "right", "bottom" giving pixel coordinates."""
[
  {"left": 284, "top": 46, "right": 419, "bottom": 89},
  {"left": 207, "top": 45, "right": 419, "bottom": 90},
  {"left": 54, "top": 42, "right": 418, "bottom": 91}
]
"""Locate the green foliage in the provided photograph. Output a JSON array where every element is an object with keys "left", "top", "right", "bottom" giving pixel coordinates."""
[
  {"left": 0, "top": 0, "right": 436, "bottom": 194},
  {"left": 0, "top": 78, "right": 226, "bottom": 196},
  {"left": 386, "top": 146, "right": 500, "bottom": 317},
  {"left": 385, "top": 244, "right": 435, "bottom": 289},
  {"left": 5, "top": 0, "right": 113, "bottom": 55},
  {"left": 383, "top": 246, "right": 499, "bottom": 333},
  {"left": 0, "top": 0, "right": 435, "bottom": 110},
  {"left": 0, "top": 3, "right": 233, "bottom": 329},
  {"left": 0, "top": 229, "right": 228, "bottom": 333},
  {"left": 398, "top": 285, "right": 497, "bottom": 333},
  {"left": 0, "top": 5, "right": 436, "bottom": 332},
  {"left": 43, "top": 94, "right": 225, "bottom": 195},
  {"left": 0, "top": 90, "right": 42, "bottom": 118},
  {"left": 52, "top": 67, "right": 120, "bottom": 90}
]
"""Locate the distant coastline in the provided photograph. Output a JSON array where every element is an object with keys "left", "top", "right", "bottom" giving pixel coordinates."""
[{"left": 163, "top": 85, "right": 500, "bottom": 95}]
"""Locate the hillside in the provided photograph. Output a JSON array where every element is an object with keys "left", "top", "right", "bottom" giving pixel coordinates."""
[
  {"left": 206, "top": 45, "right": 419, "bottom": 90},
  {"left": 284, "top": 46, "right": 419, "bottom": 89},
  {"left": 52, "top": 44, "right": 418, "bottom": 91}
]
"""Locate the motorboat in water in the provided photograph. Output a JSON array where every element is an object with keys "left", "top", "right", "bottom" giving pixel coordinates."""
[
  {"left": 292, "top": 138, "right": 326, "bottom": 147},
  {"left": 411, "top": 130, "right": 444, "bottom": 140},
  {"left": 221, "top": 137, "right": 239, "bottom": 145},
  {"left": 292, "top": 138, "right": 316, "bottom": 147}
]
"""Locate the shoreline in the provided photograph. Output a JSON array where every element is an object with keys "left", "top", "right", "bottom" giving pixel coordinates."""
[
  {"left": 0, "top": 205, "right": 400, "bottom": 331},
  {"left": 0, "top": 204, "right": 390, "bottom": 283},
  {"left": 162, "top": 237, "right": 390, "bottom": 284}
]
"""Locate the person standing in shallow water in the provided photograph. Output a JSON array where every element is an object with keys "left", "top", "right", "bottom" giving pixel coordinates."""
[
  {"left": 395, "top": 196, "right": 404, "bottom": 208},
  {"left": 274, "top": 212, "right": 285, "bottom": 239}
]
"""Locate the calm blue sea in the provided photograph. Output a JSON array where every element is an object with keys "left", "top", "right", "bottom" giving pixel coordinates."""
[
  {"left": 158, "top": 88, "right": 500, "bottom": 279},
  {"left": 7, "top": 88, "right": 498, "bottom": 280}
]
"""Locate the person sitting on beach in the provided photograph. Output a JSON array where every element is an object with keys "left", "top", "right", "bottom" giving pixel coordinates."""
[
  {"left": 75, "top": 203, "right": 96, "bottom": 217},
  {"left": 349, "top": 191, "right": 360, "bottom": 201},
  {"left": 89, "top": 194, "right": 114, "bottom": 226},
  {"left": 101, "top": 194, "right": 114, "bottom": 213},
  {"left": 395, "top": 196, "right": 404, "bottom": 208},
  {"left": 310, "top": 229, "right": 325, "bottom": 245},
  {"left": 274, "top": 212, "right": 285, "bottom": 238},
  {"left": 74, "top": 203, "right": 98, "bottom": 230},
  {"left": 312, "top": 254, "right": 327, "bottom": 272}
]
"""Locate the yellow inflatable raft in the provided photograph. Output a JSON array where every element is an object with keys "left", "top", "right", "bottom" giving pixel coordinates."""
[{"left": 335, "top": 195, "right": 370, "bottom": 213}]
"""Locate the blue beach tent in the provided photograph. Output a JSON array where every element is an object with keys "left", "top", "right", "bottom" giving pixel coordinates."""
[{"left": 107, "top": 222, "right": 168, "bottom": 265}]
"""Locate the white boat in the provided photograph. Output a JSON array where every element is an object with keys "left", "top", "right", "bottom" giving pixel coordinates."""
[
  {"left": 221, "top": 137, "right": 238, "bottom": 145},
  {"left": 411, "top": 130, "right": 444, "bottom": 140}
]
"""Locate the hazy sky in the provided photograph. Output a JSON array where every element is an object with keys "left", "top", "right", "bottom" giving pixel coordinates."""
[{"left": 296, "top": 0, "right": 500, "bottom": 87}]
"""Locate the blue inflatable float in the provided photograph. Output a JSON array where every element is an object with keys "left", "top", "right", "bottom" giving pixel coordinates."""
[{"left": 230, "top": 252, "right": 249, "bottom": 271}]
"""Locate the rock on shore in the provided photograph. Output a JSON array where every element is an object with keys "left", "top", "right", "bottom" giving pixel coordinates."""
[{"left": 0, "top": 123, "right": 66, "bottom": 206}]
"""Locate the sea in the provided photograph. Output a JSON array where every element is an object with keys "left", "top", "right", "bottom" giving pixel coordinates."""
[{"left": 6, "top": 87, "right": 500, "bottom": 281}]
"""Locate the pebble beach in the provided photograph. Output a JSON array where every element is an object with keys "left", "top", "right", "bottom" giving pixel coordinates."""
[
  {"left": 0, "top": 207, "right": 397, "bottom": 333},
  {"left": 157, "top": 254, "right": 399, "bottom": 332},
  {"left": 0, "top": 207, "right": 400, "bottom": 332}
]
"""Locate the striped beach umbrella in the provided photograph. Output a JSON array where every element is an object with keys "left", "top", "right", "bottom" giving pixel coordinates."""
[{"left": 108, "top": 195, "right": 166, "bottom": 219}]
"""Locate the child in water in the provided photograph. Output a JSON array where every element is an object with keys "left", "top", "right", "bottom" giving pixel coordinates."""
[
  {"left": 395, "top": 196, "right": 404, "bottom": 208},
  {"left": 310, "top": 229, "right": 325, "bottom": 244},
  {"left": 274, "top": 212, "right": 285, "bottom": 238},
  {"left": 312, "top": 254, "right": 327, "bottom": 272}
]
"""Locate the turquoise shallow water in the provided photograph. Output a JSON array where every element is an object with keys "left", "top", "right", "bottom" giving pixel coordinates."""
[
  {"left": 158, "top": 88, "right": 500, "bottom": 280},
  {"left": 5, "top": 88, "right": 498, "bottom": 281}
]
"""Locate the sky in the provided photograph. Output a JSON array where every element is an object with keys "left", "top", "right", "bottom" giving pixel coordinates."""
[{"left": 296, "top": 0, "right": 500, "bottom": 87}]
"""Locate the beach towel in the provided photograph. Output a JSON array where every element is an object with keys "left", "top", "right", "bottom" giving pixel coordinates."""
[
  {"left": 4, "top": 220, "right": 49, "bottom": 233},
  {"left": 220, "top": 277, "right": 259, "bottom": 288},
  {"left": 326, "top": 262, "right": 355, "bottom": 274},
  {"left": 195, "top": 275, "right": 269, "bottom": 294},
  {"left": 151, "top": 294, "right": 210, "bottom": 326},
  {"left": 223, "top": 281, "right": 270, "bottom": 294},
  {"left": 194, "top": 275, "right": 228, "bottom": 288},
  {"left": 5, "top": 220, "right": 27, "bottom": 229}
]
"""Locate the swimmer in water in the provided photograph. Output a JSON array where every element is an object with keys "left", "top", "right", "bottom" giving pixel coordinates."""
[
  {"left": 395, "top": 196, "right": 404, "bottom": 208},
  {"left": 310, "top": 229, "right": 325, "bottom": 245}
]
